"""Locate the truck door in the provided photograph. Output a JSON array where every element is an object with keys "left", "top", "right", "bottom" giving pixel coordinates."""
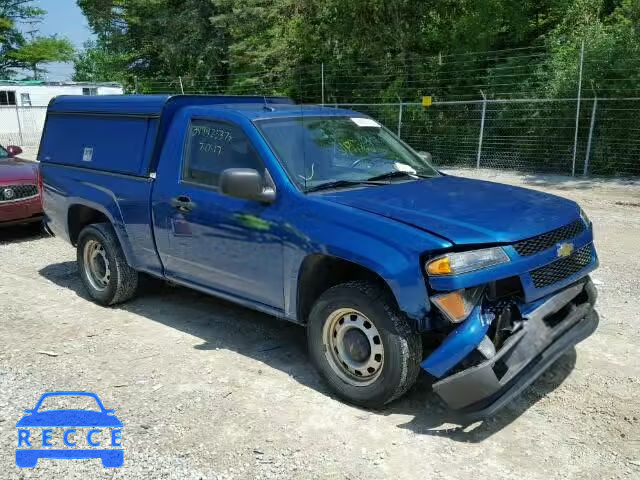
[{"left": 152, "top": 114, "right": 285, "bottom": 311}]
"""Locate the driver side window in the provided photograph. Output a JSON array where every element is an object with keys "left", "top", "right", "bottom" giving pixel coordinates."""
[{"left": 182, "top": 119, "right": 264, "bottom": 188}]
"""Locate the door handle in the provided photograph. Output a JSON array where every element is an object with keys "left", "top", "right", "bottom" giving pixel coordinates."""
[{"left": 170, "top": 195, "right": 196, "bottom": 212}]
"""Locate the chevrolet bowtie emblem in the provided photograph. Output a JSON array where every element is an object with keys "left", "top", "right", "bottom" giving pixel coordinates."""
[{"left": 556, "top": 242, "right": 574, "bottom": 258}]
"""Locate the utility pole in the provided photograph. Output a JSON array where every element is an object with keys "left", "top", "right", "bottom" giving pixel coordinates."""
[
  {"left": 396, "top": 96, "right": 403, "bottom": 138},
  {"left": 321, "top": 63, "right": 325, "bottom": 105},
  {"left": 584, "top": 96, "right": 598, "bottom": 176},
  {"left": 571, "top": 40, "right": 585, "bottom": 176},
  {"left": 476, "top": 90, "right": 487, "bottom": 169}
]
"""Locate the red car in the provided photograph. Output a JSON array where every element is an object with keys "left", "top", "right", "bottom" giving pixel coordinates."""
[{"left": 0, "top": 144, "right": 43, "bottom": 227}]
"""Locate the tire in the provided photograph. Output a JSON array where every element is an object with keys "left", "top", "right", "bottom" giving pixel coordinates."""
[
  {"left": 77, "top": 222, "right": 139, "bottom": 306},
  {"left": 307, "top": 280, "right": 422, "bottom": 408}
]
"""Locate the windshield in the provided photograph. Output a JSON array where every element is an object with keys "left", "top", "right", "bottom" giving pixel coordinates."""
[
  {"left": 0, "top": 145, "right": 8, "bottom": 159},
  {"left": 255, "top": 116, "right": 439, "bottom": 191}
]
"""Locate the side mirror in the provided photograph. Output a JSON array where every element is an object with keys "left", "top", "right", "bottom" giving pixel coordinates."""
[
  {"left": 24, "top": 409, "right": 34, "bottom": 414},
  {"left": 220, "top": 168, "right": 275, "bottom": 203},
  {"left": 6, "top": 145, "right": 23, "bottom": 157}
]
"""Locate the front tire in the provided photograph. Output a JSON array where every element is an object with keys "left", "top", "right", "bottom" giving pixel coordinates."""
[
  {"left": 307, "top": 281, "right": 422, "bottom": 408},
  {"left": 77, "top": 223, "right": 139, "bottom": 305}
]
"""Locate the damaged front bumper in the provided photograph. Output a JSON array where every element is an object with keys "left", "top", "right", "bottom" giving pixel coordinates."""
[{"left": 422, "top": 277, "right": 598, "bottom": 420}]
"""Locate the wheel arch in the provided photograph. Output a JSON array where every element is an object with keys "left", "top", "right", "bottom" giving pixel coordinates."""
[
  {"left": 68, "top": 203, "right": 110, "bottom": 245},
  {"left": 67, "top": 202, "right": 135, "bottom": 267},
  {"left": 295, "top": 254, "right": 401, "bottom": 324}
]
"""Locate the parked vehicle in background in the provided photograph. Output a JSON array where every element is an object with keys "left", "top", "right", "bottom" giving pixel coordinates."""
[
  {"left": 0, "top": 144, "right": 43, "bottom": 227},
  {"left": 40, "top": 95, "right": 599, "bottom": 418}
]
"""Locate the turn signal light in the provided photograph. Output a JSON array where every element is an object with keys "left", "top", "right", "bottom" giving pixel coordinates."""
[
  {"left": 431, "top": 287, "right": 483, "bottom": 323},
  {"left": 427, "top": 257, "right": 451, "bottom": 275}
]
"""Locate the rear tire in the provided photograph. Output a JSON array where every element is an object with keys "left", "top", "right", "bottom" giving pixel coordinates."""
[
  {"left": 77, "top": 223, "right": 139, "bottom": 305},
  {"left": 307, "top": 280, "right": 422, "bottom": 408}
]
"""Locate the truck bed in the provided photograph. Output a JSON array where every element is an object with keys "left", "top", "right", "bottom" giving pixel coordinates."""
[{"left": 41, "top": 162, "right": 162, "bottom": 275}]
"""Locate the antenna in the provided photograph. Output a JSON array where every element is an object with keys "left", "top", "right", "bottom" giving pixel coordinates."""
[{"left": 263, "top": 96, "right": 275, "bottom": 112}]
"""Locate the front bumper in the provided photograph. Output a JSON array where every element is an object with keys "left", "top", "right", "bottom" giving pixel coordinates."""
[
  {"left": 430, "top": 278, "right": 598, "bottom": 420},
  {"left": 0, "top": 195, "right": 43, "bottom": 226}
]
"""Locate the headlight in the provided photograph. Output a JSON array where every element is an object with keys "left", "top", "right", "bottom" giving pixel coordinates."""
[
  {"left": 432, "top": 287, "right": 483, "bottom": 323},
  {"left": 579, "top": 207, "right": 591, "bottom": 227},
  {"left": 426, "top": 247, "right": 510, "bottom": 276}
]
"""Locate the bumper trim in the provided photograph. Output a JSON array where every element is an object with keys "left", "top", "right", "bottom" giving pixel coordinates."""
[
  {"left": 432, "top": 279, "right": 597, "bottom": 419},
  {"left": 0, "top": 214, "right": 43, "bottom": 227}
]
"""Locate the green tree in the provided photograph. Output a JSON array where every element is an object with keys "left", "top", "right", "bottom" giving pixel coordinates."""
[
  {"left": 76, "top": 0, "right": 640, "bottom": 100},
  {"left": 76, "top": 0, "right": 227, "bottom": 91},
  {"left": 0, "top": 0, "right": 75, "bottom": 79},
  {"left": 73, "top": 39, "right": 129, "bottom": 83}
]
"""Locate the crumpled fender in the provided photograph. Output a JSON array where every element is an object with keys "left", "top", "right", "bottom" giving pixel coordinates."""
[{"left": 420, "top": 306, "right": 493, "bottom": 378}]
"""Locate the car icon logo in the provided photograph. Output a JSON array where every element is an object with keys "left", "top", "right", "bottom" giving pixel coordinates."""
[
  {"left": 15, "top": 391, "right": 123, "bottom": 468},
  {"left": 556, "top": 242, "right": 574, "bottom": 258},
  {"left": 3, "top": 187, "right": 15, "bottom": 200}
]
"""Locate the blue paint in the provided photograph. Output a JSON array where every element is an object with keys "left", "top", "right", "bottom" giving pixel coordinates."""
[
  {"left": 323, "top": 175, "right": 581, "bottom": 245},
  {"left": 420, "top": 306, "right": 492, "bottom": 377}
]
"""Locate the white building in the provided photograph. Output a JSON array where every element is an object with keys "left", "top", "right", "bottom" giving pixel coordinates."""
[{"left": 0, "top": 81, "right": 124, "bottom": 154}]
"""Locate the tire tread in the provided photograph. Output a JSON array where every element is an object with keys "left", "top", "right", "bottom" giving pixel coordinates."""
[
  {"left": 77, "top": 222, "right": 139, "bottom": 305},
  {"left": 308, "top": 280, "right": 422, "bottom": 407}
]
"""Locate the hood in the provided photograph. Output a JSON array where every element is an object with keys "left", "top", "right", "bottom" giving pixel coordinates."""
[
  {"left": 16, "top": 409, "right": 123, "bottom": 427},
  {"left": 321, "top": 176, "right": 580, "bottom": 245},
  {"left": 0, "top": 158, "right": 38, "bottom": 184}
]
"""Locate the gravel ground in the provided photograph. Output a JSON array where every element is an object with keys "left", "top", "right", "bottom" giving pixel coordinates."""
[{"left": 1, "top": 170, "right": 639, "bottom": 479}]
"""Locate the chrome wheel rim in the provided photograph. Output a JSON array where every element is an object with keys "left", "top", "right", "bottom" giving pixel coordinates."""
[
  {"left": 322, "top": 308, "right": 384, "bottom": 386},
  {"left": 83, "top": 239, "right": 111, "bottom": 291}
]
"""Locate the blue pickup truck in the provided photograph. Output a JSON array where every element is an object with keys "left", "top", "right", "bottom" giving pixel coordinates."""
[{"left": 40, "top": 95, "right": 598, "bottom": 417}]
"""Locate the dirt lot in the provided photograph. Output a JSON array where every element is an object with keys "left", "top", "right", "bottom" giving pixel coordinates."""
[{"left": 1, "top": 171, "right": 639, "bottom": 479}]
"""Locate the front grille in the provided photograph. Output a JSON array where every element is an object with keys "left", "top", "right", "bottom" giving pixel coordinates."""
[
  {"left": 0, "top": 184, "right": 38, "bottom": 202},
  {"left": 530, "top": 244, "right": 593, "bottom": 288},
  {"left": 514, "top": 220, "right": 585, "bottom": 256}
]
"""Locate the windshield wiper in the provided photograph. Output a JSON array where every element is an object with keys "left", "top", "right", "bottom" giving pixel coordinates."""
[
  {"left": 305, "top": 179, "right": 388, "bottom": 193},
  {"left": 366, "top": 171, "right": 433, "bottom": 182}
]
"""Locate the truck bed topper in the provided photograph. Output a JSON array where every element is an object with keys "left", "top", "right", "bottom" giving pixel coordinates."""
[{"left": 39, "top": 94, "right": 294, "bottom": 177}]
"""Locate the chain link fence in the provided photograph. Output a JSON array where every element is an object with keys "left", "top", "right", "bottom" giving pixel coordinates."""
[
  {"left": 0, "top": 105, "right": 48, "bottom": 157},
  {"left": 334, "top": 98, "right": 640, "bottom": 176},
  {"left": 2, "top": 98, "right": 638, "bottom": 176}
]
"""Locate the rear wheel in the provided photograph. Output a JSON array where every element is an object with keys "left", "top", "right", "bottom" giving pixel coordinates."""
[
  {"left": 307, "top": 280, "right": 422, "bottom": 408},
  {"left": 77, "top": 223, "right": 139, "bottom": 305}
]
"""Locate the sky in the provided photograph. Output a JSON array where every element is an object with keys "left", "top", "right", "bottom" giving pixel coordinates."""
[{"left": 23, "top": 0, "right": 94, "bottom": 81}]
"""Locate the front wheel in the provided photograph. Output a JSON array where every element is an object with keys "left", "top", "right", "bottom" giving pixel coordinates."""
[
  {"left": 77, "top": 223, "right": 139, "bottom": 306},
  {"left": 307, "top": 281, "right": 422, "bottom": 408}
]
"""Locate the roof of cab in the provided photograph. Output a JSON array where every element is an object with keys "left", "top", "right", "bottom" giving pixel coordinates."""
[
  {"left": 47, "top": 94, "right": 296, "bottom": 116},
  {"left": 188, "top": 102, "right": 362, "bottom": 120}
]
